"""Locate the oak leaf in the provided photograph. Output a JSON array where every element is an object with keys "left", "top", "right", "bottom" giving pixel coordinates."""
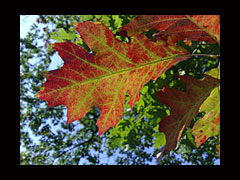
[
  {"left": 36, "top": 21, "right": 189, "bottom": 135},
  {"left": 156, "top": 74, "right": 220, "bottom": 155},
  {"left": 117, "top": 15, "right": 220, "bottom": 45}
]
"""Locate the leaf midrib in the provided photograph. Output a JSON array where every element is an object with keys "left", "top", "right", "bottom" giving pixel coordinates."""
[
  {"left": 45, "top": 53, "right": 189, "bottom": 95},
  {"left": 46, "top": 20, "right": 191, "bottom": 95},
  {"left": 169, "top": 81, "right": 219, "bottom": 147}
]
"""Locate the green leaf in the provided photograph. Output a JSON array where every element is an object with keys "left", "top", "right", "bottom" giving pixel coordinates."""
[
  {"left": 50, "top": 28, "right": 76, "bottom": 42},
  {"left": 136, "top": 96, "right": 145, "bottom": 112},
  {"left": 153, "top": 132, "right": 166, "bottom": 148}
]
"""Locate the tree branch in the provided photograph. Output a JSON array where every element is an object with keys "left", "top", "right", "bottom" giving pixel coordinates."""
[
  {"left": 190, "top": 53, "right": 220, "bottom": 59},
  {"left": 55, "top": 128, "right": 98, "bottom": 159}
]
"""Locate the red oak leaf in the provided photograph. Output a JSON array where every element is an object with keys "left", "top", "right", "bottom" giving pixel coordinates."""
[
  {"left": 116, "top": 15, "right": 186, "bottom": 37},
  {"left": 36, "top": 21, "right": 189, "bottom": 135},
  {"left": 156, "top": 74, "right": 220, "bottom": 155},
  {"left": 118, "top": 15, "right": 220, "bottom": 45}
]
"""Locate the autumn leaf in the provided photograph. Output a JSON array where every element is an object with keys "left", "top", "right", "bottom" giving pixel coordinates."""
[
  {"left": 156, "top": 74, "right": 220, "bottom": 155},
  {"left": 36, "top": 21, "right": 189, "bottom": 136},
  {"left": 116, "top": 15, "right": 186, "bottom": 37},
  {"left": 191, "top": 67, "right": 220, "bottom": 156},
  {"left": 117, "top": 15, "right": 220, "bottom": 45}
]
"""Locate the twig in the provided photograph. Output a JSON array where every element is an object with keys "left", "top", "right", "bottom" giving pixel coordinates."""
[{"left": 190, "top": 53, "right": 220, "bottom": 59}]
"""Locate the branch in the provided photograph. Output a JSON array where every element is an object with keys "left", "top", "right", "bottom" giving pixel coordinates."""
[
  {"left": 190, "top": 53, "right": 220, "bottom": 59},
  {"left": 55, "top": 128, "right": 97, "bottom": 159}
]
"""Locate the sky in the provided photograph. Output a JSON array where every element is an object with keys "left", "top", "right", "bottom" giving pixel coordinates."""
[
  {"left": 20, "top": 15, "right": 220, "bottom": 165},
  {"left": 20, "top": 15, "right": 63, "bottom": 71},
  {"left": 20, "top": 15, "right": 38, "bottom": 37}
]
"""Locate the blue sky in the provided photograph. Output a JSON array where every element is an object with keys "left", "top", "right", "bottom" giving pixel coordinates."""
[
  {"left": 20, "top": 15, "right": 63, "bottom": 71},
  {"left": 20, "top": 15, "right": 220, "bottom": 165},
  {"left": 20, "top": 15, "right": 38, "bottom": 37}
]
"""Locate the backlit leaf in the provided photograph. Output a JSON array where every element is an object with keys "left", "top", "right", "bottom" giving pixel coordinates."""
[
  {"left": 191, "top": 67, "right": 220, "bottom": 156},
  {"left": 118, "top": 15, "right": 220, "bottom": 45},
  {"left": 156, "top": 74, "right": 220, "bottom": 155},
  {"left": 36, "top": 21, "right": 189, "bottom": 135},
  {"left": 50, "top": 28, "right": 76, "bottom": 42}
]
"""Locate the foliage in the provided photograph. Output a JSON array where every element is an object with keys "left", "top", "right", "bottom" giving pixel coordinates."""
[{"left": 20, "top": 15, "right": 220, "bottom": 165}]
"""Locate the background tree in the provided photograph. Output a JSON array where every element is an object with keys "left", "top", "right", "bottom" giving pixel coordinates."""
[{"left": 20, "top": 15, "right": 220, "bottom": 165}]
